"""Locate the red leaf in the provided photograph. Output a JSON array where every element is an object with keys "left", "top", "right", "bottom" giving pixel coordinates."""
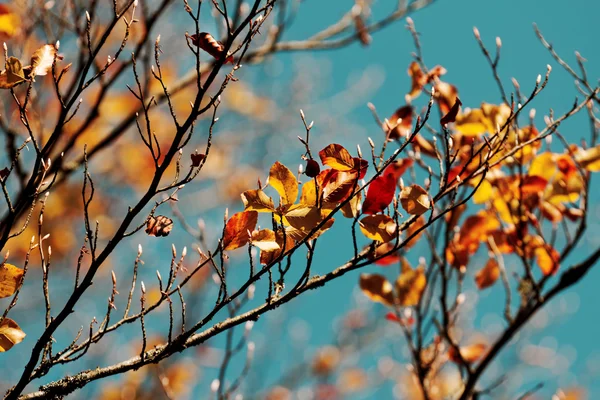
[
  {"left": 362, "top": 173, "right": 396, "bottom": 214},
  {"left": 352, "top": 157, "right": 369, "bottom": 179},
  {"left": 384, "top": 159, "right": 413, "bottom": 180}
]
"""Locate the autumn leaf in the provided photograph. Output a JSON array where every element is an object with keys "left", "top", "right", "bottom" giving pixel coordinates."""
[
  {"left": 371, "top": 242, "right": 400, "bottom": 266},
  {"left": 251, "top": 229, "right": 280, "bottom": 251},
  {"left": 321, "top": 170, "right": 358, "bottom": 203},
  {"left": 0, "top": 263, "right": 24, "bottom": 298},
  {"left": 285, "top": 218, "right": 334, "bottom": 242},
  {"left": 575, "top": 144, "right": 600, "bottom": 171},
  {"left": 0, "top": 4, "right": 20, "bottom": 38},
  {"left": 475, "top": 258, "right": 500, "bottom": 290},
  {"left": 361, "top": 173, "right": 396, "bottom": 215},
  {"left": 241, "top": 189, "right": 275, "bottom": 212},
  {"left": 30, "top": 44, "right": 61, "bottom": 78},
  {"left": 520, "top": 175, "right": 548, "bottom": 194},
  {"left": 535, "top": 245, "right": 560, "bottom": 275},
  {"left": 0, "top": 318, "right": 26, "bottom": 352},
  {"left": 359, "top": 215, "right": 397, "bottom": 243},
  {"left": 449, "top": 342, "right": 487, "bottom": 364},
  {"left": 384, "top": 159, "right": 413, "bottom": 180},
  {"left": 404, "top": 215, "right": 425, "bottom": 249},
  {"left": 222, "top": 211, "right": 258, "bottom": 250},
  {"left": 395, "top": 264, "right": 426, "bottom": 306},
  {"left": 145, "top": 215, "right": 173, "bottom": 237},
  {"left": 319, "top": 144, "right": 355, "bottom": 171},
  {"left": 385, "top": 105, "right": 413, "bottom": 140},
  {"left": 400, "top": 184, "right": 430, "bottom": 215},
  {"left": 440, "top": 97, "right": 462, "bottom": 125},
  {"left": 260, "top": 229, "right": 294, "bottom": 265},
  {"left": 6, "top": 56, "right": 25, "bottom": 85},
  {"left": 189, "top": 32, "right": 234, "bottom": 63},
  {"left": 359, "top": 273, "right": 394, "bottom": 306},
  {"left": 283, "top": 205, "right": 322, "bottom": 231},
  {"left": 269, "top": 161, "right": 298, "bottom": 207},
  {"left": 340, "top": 188, "right": 361, "bottom": 218}
]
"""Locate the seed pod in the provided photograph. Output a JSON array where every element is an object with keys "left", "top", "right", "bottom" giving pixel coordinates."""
[
  {"left": 305, "top": 159, "right": 320, "bottom": 178},
  {"left": 145, "top": 215, "right": 174, "bottom": 237}
]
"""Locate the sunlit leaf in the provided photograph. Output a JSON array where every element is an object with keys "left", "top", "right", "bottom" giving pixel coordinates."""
[
  {"left": 395, "top": 265, "right": 426, "bottom": 306},
  {"left": 251, "top": 229, "right": 280, "bottom": 251},
  {"left": 241, "top": 189, "right": 275, "bottom": 212},
  {"left": 359, "top": 215, "right": 397, "bottom": 243},
  {"left": 0, "top": 263, "right": 23, "bottom": 298},
  {"left": 449, "top": 342, "right": 487, "bottom": 364},
  {"left": 575, "top": 144, "right": 600, "bottom": 172},
  {"left": 359, "top": 273, "right": 394, "bottom": 306},
  {"left": 472, "top": 178, "right": 493, "bottom": 204},
  {"left": 475, "top": 258, "right": 500, "bottom": 290},
  {"left": 321, "top": 170, "right": 358, "bottom": 203},
  {"left": 362, "top": 173, "right": 396, "bottom": 215},
  {"left": 285, "top": 218, "right": 334, "bottom": 242},
  {"left": 400, "top": 184, "right": 430, "bottom": 215},
  {"left": 283, "top": 205, "right": 322, "bottom": 231},
  {"left": 340, "top": 188, "right": 361, "bottom": 218},
  {"left": 30, "top": 44, "right": 60, "bottom": 77},
  {"left": 269, "top": 161, "right": 298, "bottom": 207},
  {"left": 0, "top": 318, "right": 26, "bottom": 352},
  {"left": 535, "top": 245, "right": 560, "bottom": 275},
  {"left": 520, "top": 175, "right": 548, "bottom": 194},
  {"left": 260, "top": 230, "right": 294, "bottom": 265},
  {"left": 222, "top": 211, "right": 258, "bottom": 250},
  {"left": 319, "top": 144, "right": 355, "bottom": 171}
]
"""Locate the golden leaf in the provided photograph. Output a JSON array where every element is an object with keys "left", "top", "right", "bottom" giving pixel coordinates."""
[
  {"left": 359, "top": 215, "right": 397, "bottom": 243},
  {"left": 474, "top": 258, "right": 500, "bottom": 290},
  {"left": 251, "top": 229, "right": 280, "bottom": 252},
  {"left": 241, "top": 189, "right": 275, "bottom": 212},
  {"left": 400, "top": 184, "right": 430, "bottom": 215},
  {"left": 395, "top": 266, "right": 426, "bottom": 306},
  {"left": 359, "top": 273, "right": 394, "bottom": 306},
  {"left": 0, "top": 318, "right": 26, "bottom": 352},
  {"left": 269, "top": 161, "right": 298, "bottom": 207},
  {"left": 0, "top": 263, "right": 24, "bottom": 298}
]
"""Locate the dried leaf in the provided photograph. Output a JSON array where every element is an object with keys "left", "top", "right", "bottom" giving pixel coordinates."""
[
  {"left": 222, "top": 211, "right": 258, "bottom": 250},
  {"left": 359, "top": 273, "right": 394, "bottom": 306},
  {"left": 359, "top": 214, "right": 397, "bottom": 243},
  {"left": 395, "top": 266, "right": 426, "bottom": 306},
  {"left": 371, "top": 242, "right": 400, "bottom": 266},
  {"left": 260, "top": 230, "right": 294, "bottom": 265},
  {"left": 189, "top": 32, "right": 233, "bottom": 63},
  {"left": 362, "top": 173, "right": 396, "bottom": 215},
  {"left": 5, "top": 56, "right": 25, "bottom": 85},
  {"left": 241, "top": 189, "right": 275, "bottom": 212},
  {"left": 0, "top": 318, "right": 26, "bottom": 352},
  {"left": 251, "top": 229, "right": 280, "bottom": 251},
  {"left": 190, "top": 153, "right": 205, "bottom": 167},
  {"left": 400, "top": 184, "right": 430, "bottom": 215},
  {"left": 319, "top": 144, "right": 355, "bottom": 171},
  {"left": 269, "top": 161, "right": 298, "bottom": 207},
  {"left": 145, "top": 215, "right": 173, "bottom": 237},
  {"left": 440, "top": 97, "right": 462, "bottom": 125},
  {"left": 385, "top": 105, "right": 413, "bottom": 140},
  {"left": 475, "top": 258, "right": 500, "bottom": 289},
  {"left": 0, "top": 263, "right": 23, "bottom": 298},
  {"left": 520, "top": 175, "right": 548, "bottom": 194},
  {"left": 404, "top": 215, "right": 425, "bottom": 249},
  {"left": 30, "top": 44, "right": 60, "bottom": 77}
]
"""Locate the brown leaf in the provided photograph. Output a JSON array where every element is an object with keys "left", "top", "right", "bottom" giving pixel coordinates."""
[
  {"left": 223, "top": 211, "right": 258, "bottom": 250},
  {"left": 190, "top": 153, "right": 205, "bottom": 167},
  {"left": 5, "top": 56, "right": 25, "bottom": 85},
  {"left": 30, "top": 44, "right": 61, "bottom": 77},
  {"left": 400, "top": 184, "right": 430, "bottom": 215},
  {"left": 404, "top": 215, "right": 425, "bottom": 249},
  {"left": 269, "top": 161, "right": 298, "bottom": 207},
  {"left": 241, "top": 189, "right": 275, "bottom": 212},
  {"left": 475, "top": 258, "right": 500, "bottom": 290},
  {"left": 251, "top": 229, "right": 280, "bottom": 251},
  {"left": 440, "top": 97, "right": 462, "bottom": 125},
  {"left": 283, "top": 205, "right": 322, "bottom": 231},
  {"left": 0, "top": 263, "right": 23, "bottom": 298},
  {"left": 385, "top": 106, "right": 413, "bottom": 140},
  {"left": 145, "top": 215, "right": 173, "bottom": 237},
  {"left": 189, "top": 32, "right": 234, "bottom": 63},
  {"left": 359, "top": 273, "right": 394, "bottom": 306},
  {"left": 359, "top": 214, "right": 397, "bottom": 243},
  {"left": 285, "top": 218, "right": 334, "bottom": 242},
  {"left": 321, "top": 170, "right": 358, "bottom": 204},
  {"left": 0, "top": 318, "right": 26, "bottom": 352}
]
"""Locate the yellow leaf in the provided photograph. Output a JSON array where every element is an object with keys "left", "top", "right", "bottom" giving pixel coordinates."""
[
  {"left": 529, "top": 152, "right": 557, "bottom": 181},
  {"left": 0, "top": 318, "right": 26, "bottom": 352},
  {"left": 400, "top": 184, "right": 430, "bottom": 215},
  {"left": 359, "top": 273, "right": 394, "bottom": 306},
  {"left": 0, "top": 6, "right": 20, "bottom": 38},
  {"left": 455, "top": 108, "right": 488, "bottom": 136},
  {"left": 395, "top": 266, "right": 426, "bottom": 306},
  {"left": 472, "top": 178, "right": 493, "bottom": 204},
  {"left": 300, "top": 180, "right": 317, "bottom": 206},
  {"left": 318, "top": 144, "right": 354, "bottom": 171},
  {"left": 269, "top": 161, "right": 298, "bottom": 207},
  {"left": 283, "top": 205, "right": 322, "bottom": 231},
  {"left": 359, "top": 215, "right": 397, "bottom": 243},
  {"left": 241, "top": 189, "right": 275, "bottom": 212},
  {"left": 285, "top": 218, "right": 334, "bottom": 242},
  {"left": 575, "top": 144, "right": 600, "bottom": 172},
  {"left": 0, "top": 263, "right": 24, "bottom": 298}
]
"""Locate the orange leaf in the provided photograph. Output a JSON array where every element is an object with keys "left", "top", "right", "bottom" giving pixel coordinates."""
[
  {"left": 223, "top": 211, "right": 258, "bottom": 250},
  {"left": 189, "top": 32, "right": 233, "bottom": 63},
  {"left": 404, "top": 216, "right": 425, "bottom": 249},
  {"left": 395, "top": 266, "right": 426, "bottom": 306},
  {"left": 520, "top": 175, "right": 548, "bottom": 194},
  {"left": 475, "top": 258, "right": 500, "bottom": 289},
  {"left": 359, "top": 273, "right": 394, "bottom": 306},
  {"left": 535, "top": 245, "right": 560, "bottom": 275},
  {"left": 321, "top": 170, "right": 358, "bottom": 203},
  {"left": 449, "top": 342, "right": 487, "bottom": 364},
  {"left": 319, "top": 144, "right": 355, "bottom": 171},
  {"left": 251, "top": 229, "right": 280, "bottom": 251},
  {"left": 0, "top": 263, "right": 23, "bottom": 298}
]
